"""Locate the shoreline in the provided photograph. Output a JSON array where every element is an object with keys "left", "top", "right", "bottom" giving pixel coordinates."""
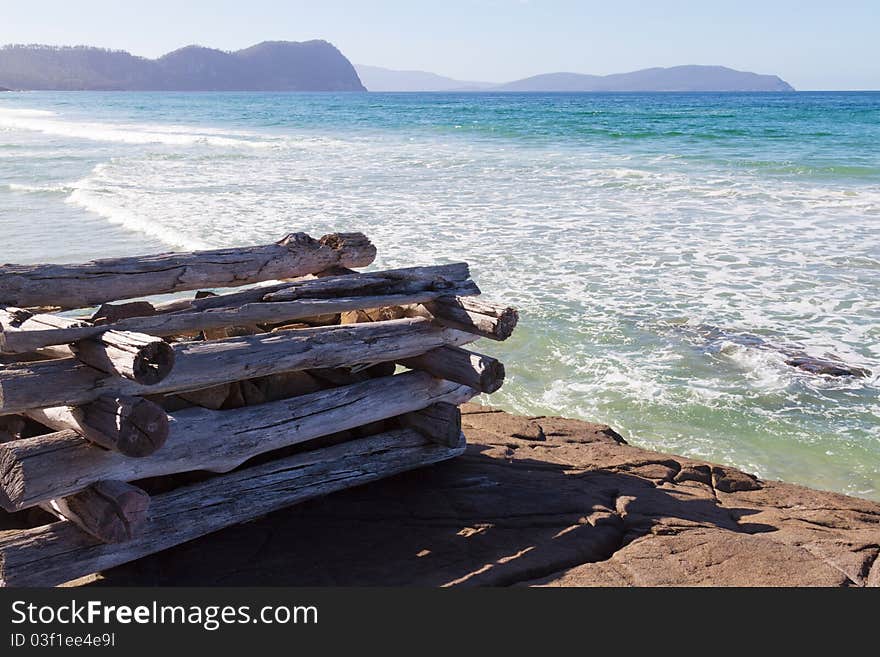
[
  {"left": 2, "top": 90, "right": 877, "bottom": 507},
  {"left": 75, "top": 403, "right": 880, "bottom": 587}
]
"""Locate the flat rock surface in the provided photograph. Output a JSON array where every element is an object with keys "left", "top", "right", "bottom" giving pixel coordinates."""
[{"left": 82, "top": 404, "right": 880, "bottom": 587}]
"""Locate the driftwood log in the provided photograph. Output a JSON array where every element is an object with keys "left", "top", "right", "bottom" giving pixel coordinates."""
[
  {"left": 71, "top": 331, "right": 174, "bottom": 385},
  {"left": 23, "top": 395, "right": 169, "bottom": 457},
  {"left": 0, "top": 264, "right": 479, "bottom": 354},
  {"left": 156, "top": 263, "right": 473, "bottom": 315},
  {"left": 0, "top": 428, "right": 463, "bottom": 587},
  {"left": 0, "top": 232, "right": 376, "bottom": 310},
  {"left": 0, "top": 371, "right": 476, "bottom": 510},
  {"left": 400, "top": 345, "right": 505, "bottom": 394},
  {"left": 410, "top": 297, "right": 519, "bottom": 341},
  {"left": 262, "top": 263, "right": 472, "bottom": 301},
  {"left": 0, "top": 310, "right": 175, "bottom": 383},
  {"left": 0, "top": 318, "right": 476, "bottom": 415},
  {"left": 0, "top": 288, "right": 476, "bottom": 354},
  {"left": 401, "top": 403, "right": 462, "bottom": 447},
  {"left": 40, "top": 481, "right": 150, "bottom": 544}
]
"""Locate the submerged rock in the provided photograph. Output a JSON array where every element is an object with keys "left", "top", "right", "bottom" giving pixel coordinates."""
[
  {"left": 785, "top": 356, "right": 871, "bottom": 378},
  {"left": 673, "top": 323, "right": 871, "bottom": 378}
]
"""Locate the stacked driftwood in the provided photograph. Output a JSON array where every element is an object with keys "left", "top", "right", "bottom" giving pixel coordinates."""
[{"left": 0, "top": 232, "right": 517, "bottom": 587}]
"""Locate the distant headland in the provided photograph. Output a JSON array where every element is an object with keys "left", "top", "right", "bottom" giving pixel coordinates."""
[
  {"left": 357, "top": 64, "right": 795, "bottom": 92},
  {"left": 0, "top": 41, "right": 794, "bottom": 93},
  {"left": 0, "top": 41, "right": 365, "bottom": 91}
]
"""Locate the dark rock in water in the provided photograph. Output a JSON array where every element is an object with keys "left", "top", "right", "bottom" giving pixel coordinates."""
[
  {"left": 673, "top": 323, "right": 871, "bottom": 378},
  {"left": 785, "top": 356, "right": 871, "bottom": 378}
]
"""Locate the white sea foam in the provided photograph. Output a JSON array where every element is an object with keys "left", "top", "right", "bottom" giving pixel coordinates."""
[
  {"left": 0, "top": 107, "right": 279, "bottom": 148},
  {"left": 5, "top": 182, "right": 71, "bottom": 194},
  {"left": 66, "top": 189, "right": 210, "bottom": 250},
  {"left": 2, "top": 101, "right": 878, "bottom": 499}
]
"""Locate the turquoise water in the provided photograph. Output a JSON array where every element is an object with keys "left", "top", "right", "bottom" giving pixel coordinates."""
[{"left": 1, "top": 91, "right": 878, "bottom": 499}]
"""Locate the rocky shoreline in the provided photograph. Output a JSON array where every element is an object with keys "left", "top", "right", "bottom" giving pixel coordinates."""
[{"left": 77, "top": 403, "right": 879, "bottom": 587}]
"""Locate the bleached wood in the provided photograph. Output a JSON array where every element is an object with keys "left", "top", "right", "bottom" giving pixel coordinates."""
[
  {"left": 72, "top": 330, "right": 174, "bottom": 385},
  {"left": 0, "top": 284, "right": 478, "bottom": 354},
  {"left": 148, "top": 263, "right": 471, "bottom": 316},
  {"left": 0, "top": 310, "right": 176, "bottom": 384},
  {"left": 411, "top": 297, "right": 519, "bottom": 341},
  {"left": 0, "top": 318, "right": 477, "bottom": 415},
  {"left": 0, "top": 308, "right": 84, "bottom": 354},
  {"left": 0, "top": 428, "right": 463, "bottom": 587},
  {"left": 400, "top": 345, "right": 506, "bottom": 394},
  {"left": 401, "top": 402, "right": 462, "bottom": 447},
  {"left": 0, "top": 371, "right": 476, "bottom": 510},
  {"left": 262, "top": 262, "right": 472, "bottom": 301},
  {"left": 23, "top": 396, "right": 169, "bottom": 457},
  {"left": 40, "top": 481, "right": 150, "bottom": 544},
  {"left": 0, "top": 232, "right": 376, "bottom": 310}
]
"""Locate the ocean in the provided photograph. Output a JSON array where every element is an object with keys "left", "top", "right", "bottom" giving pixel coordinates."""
[{"left": 1, "top": 90, "right": 878, "bottom": 500}]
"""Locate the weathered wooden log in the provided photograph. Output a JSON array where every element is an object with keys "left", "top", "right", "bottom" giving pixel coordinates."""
[
  {"left": 262, "top": 262, "right": 473, "bottom": 302},
  {"left": 0, "top": 428, "right": 463, "bottom": 587},
  {"left": 0, "top": 318, "right": 476, "bottom": 415},
  {"left": 0, "top": 310, "right": 177, "bottom": 383},
  {"left": 411, "top": 297, "right": 519, "bottom": 341},
  {"left": 151, "top": 263, "right": 473, "bottom": 315},
  {"left": 23, "top": 396, "right": 169, "bottom": 457},
  {"left": 399, "top": 345, "right": 506, "bottom": 394},
  {"left": 401, "top": 402, "right": 462, "bottom": 447},
  {"left": 0, "top": 232, "right": 376, "bottom": 310},
  {"left": 0, "top": 371, "right": 476, "bottom": 510},
  {"left": 0, "top": 307, "right": 84, "bottom": 354},
  {"left": 72, "top": 330, "right": 174, "bottom": 385},
  {"left": 39, "top": 481, "right": 150, "bottom": 544},
  {"left": 0, "top": 283, "right": 479, "bottom": 354}
]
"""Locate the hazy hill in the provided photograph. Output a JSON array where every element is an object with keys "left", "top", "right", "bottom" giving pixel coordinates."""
[
  {"left": 355, "top": 64, "right": 493, "bottom": 92},
  {"left": 498, "top": 66, "right": 794, "bottom": 92},
  {"left": 0, "top": 41, "right": 365, "bottom": 91}
]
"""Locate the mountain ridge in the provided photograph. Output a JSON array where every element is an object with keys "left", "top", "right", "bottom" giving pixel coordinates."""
[
  {"left": 358, "top": 63, "right": 794, "bottom": 92},
  {"left": 498, "top": 65, "right": 794, "bottom": 92},
  {"left": 0, "top": 41, "right": 366, "bottom": 91},
  {"left": 355, "top": 64, "right": 494, "bottom": 92}
]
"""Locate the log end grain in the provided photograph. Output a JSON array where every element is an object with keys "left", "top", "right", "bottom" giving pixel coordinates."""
[
  {"left": 52, "top": 480, "right": 151, "bottom": 543},
  {"left": 479, "top": 357, "right": 506, "bottom": 394},
  {"left": 493, "top": 306, "right": 520, "bottom": 341},
  {"left": 131, "top": 339, "right": 176, "bottom": 386},
  {"left": 99, "top": 397, "right": 170, "bottom": 458},
  {"left": 318, "top": 232, "right": 377, "bottom": 268}
]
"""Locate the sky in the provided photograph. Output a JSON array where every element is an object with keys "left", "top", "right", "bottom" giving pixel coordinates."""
[{"left": 2, "top": 0, "right": 878, "bottom": 90}]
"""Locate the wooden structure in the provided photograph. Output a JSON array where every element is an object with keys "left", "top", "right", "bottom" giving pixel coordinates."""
[{"left": 0, "top": 232, "right": 518, "bottom": 586}]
